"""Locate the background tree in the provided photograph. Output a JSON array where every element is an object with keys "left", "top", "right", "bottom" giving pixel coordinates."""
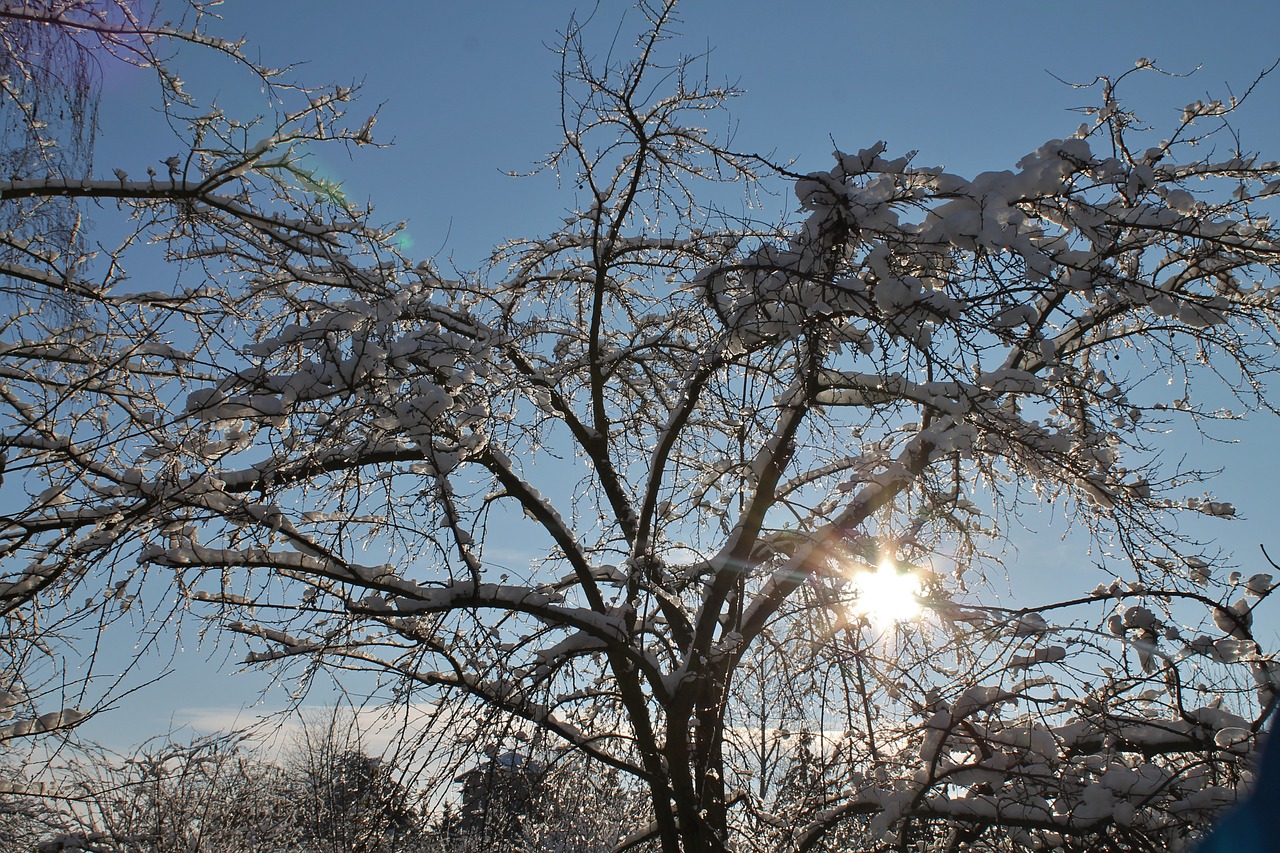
[
  {"left": 28, "top": 734, "right": 301, "bottom": 853},
  {"left": 448, "top": 748, "right": 547, "bottom": 844},
  {"left": 19, "top": 724, "right": 425, "bottom": 853},
  {"left": 432, "top": 742, "right": 651, "bottom": 853},
  {"left": 285, "top": 712, "right": 423, "bottom": 853},
  {"left": 0, "top": 755, "right": 65, "bottom": 853},
  {"left": 4, "top": 3, "right": 1280, "bottom": 852}
]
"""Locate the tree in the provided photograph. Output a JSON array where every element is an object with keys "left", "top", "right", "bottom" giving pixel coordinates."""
[
  {"left": 0, "top": 1, "right": 259, "bottom": 316},
  {"left": 0, "top": 755, "right": 65, "bottom": 853},
  {"left": 449, "top": 748, "right": 548, "bottom": 844},
  {"left": 28, "top": 734, "right": 302, "bottom": 853},
  {"left": 12, "top": 724, "right": 425, "bottom": 853},
  {"left": 0, "top": 0, "right": 101, "bottom": 318},
  {"left": 285, "top": 711, "right": 423, "bottom": 853},
  {"left": 0, "top": 0, "right": 373, "bottom": 749},
  {"left": 433, "top": 742, "right": 652, "bottom": 853},
  {"left": 4, "top": 3, "right": 1280, "bottom": 851}
]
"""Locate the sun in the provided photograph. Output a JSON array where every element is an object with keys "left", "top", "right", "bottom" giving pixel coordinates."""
[{"left": 850, "top": 559, "right": 923, "bottom": 627}]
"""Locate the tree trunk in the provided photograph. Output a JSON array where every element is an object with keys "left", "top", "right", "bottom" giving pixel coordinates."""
[
  {"left": 694, "top": 696, "right": 728, "bottom": 849},
  {"left": 668, "top": 667, "right": 730, "bottom": 853}
]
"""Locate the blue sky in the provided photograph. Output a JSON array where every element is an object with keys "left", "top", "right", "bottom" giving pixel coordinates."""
[
  {"left": 71, "top": 0, "right": 1280, "bottom": 749},
  {"left": 99, "top": 1, "right": 1280, "bottom": 272}
]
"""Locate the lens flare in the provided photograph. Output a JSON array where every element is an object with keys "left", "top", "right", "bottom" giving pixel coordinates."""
[{"left": 851, "top": 559, "right": 922, "bottom": 627}]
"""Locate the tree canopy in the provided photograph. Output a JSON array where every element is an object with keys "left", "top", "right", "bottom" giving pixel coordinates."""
[{"left": 4, "top": 3, "right": 1280, "bottom": 852}]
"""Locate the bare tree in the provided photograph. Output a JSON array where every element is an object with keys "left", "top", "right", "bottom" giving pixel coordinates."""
[
  {"left": 284, "top": 710, "right": 423, "bottom": 853},
  {"left": 0, "top": 755, "right": 64, "bottom": 853},
  {"left": 15, "top": 734, "right": 298, "bottom": 853},
  {"left": 0, "top": 0, "right": 378, "bottom": 752},
  {"left": 0, "top": 0, "right": 101, "bottom": 318},
  {"left": 0, "top": 1, "right": 269, "bottom": 315},
  {"left": 4, "top": 3, "right": 1280, "bottom": 852},
  {"left": 429, "top": 746, "right": 653, "bottom": 853},
  {"left": 12, "top": 721, "right": 426, "bottom": 853}
]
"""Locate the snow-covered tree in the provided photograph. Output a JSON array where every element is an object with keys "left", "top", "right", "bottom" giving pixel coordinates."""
[
  {"left": 0, "top": 0, "right": 376, "bottom": 753},
  {"left": 29, "top": 734, "right": 302, "bottom": 853},
  {"left": 284, "top": 712, "right": 423, "bottom": 853},
  {"left": 0, "top": 757, "right": 63, "bottom": 853},
  {"left": 12, "top": 725, "right": 429, "bottom": 853},
  {"left": 432, "top": 746, "right": 651, "bottom": 853},
  {"left": 0, "top": 0, "right": 101, "bottom": 319},
  {"left": 4, "top": 3, "right": 1280, "bottom": 851}
]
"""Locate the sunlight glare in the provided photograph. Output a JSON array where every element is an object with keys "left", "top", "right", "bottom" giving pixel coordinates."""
[{"left": 851, "top": 560, "right": 922, "bottom": 627}]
